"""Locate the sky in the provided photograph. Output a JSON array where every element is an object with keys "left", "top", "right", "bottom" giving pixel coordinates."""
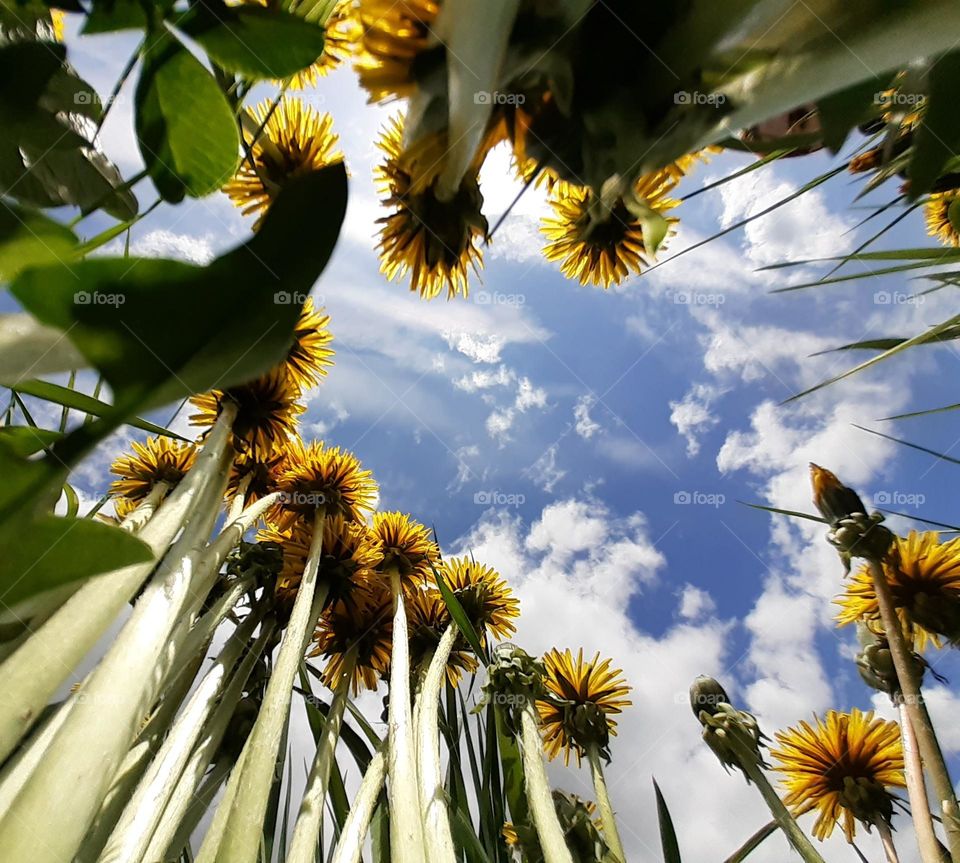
[{"left": 9, "top": 18, "right": 960, "bottom": 863}]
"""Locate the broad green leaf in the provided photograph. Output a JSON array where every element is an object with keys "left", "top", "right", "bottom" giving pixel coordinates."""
[
  {"left": 723, "top": 821, "right": 777, "bottom": 863},
  {"left": 817, "top": 78, "right": 883, "bottom": 153},
  {"left": 909, "top": 51, "right": 960, "bottom": 198},
  {"left": 0, "top": 42, "right": 64, "bottom": 118},
  {"left": 175, "top": 4, "right": 326, "bottom": 79},
  {"left": 653, "top": 778, "right": 682, "bottom": 863},
  {"left": 11, "top": 379, "right": 186, "bottom": 439},
  {"left": 0, "top": 203, "right": 77, "bottom": 281},
  {"left": 494, "top": 706, "right": 528, "bottom": 827},
  {"left": 82, "top": 0, "right": 151, "bottom": 34},
  {"left": 0, "top": 426, "right": 61, "bottom": 456},
  {"left": 135, "top": 29, "right": 239, "bottom": 201}
]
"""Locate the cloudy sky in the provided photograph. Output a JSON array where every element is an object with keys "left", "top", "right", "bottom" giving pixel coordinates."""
[{"left": 13, "top": 19, "right": 960, "bottom": 862}]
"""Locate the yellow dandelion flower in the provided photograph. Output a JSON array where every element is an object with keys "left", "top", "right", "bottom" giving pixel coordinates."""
[
  {"left": 433, "top": 556, "right": 519, "bottom": 643},
  {"left": 536, "top": 648, "right": 632, "bottom": 765},
  {"left": 227, "top": 448, "right": 289, "bottom": 505},
  {"left": 370, "top": 510, "right": 439, "bottom": 585},
  {"left": 407, "top": 588, "right": 478, "bottom": 685},
  {"left": 189, "top": 368, "right": 304, "bottom": 460},
  {"left": 771, "top": 709, "right": 905, "bottom": 842},
  {"left": 925, "top": 192, "right": 960, "bottom": 247},
  {"left": 109, "top": 437, "right": 197, "bottom": 501},
  {"left": 286, "top": 0, "right": 362, "bottom": 89},
  {"left": 836, "top": 531, "right": 960, "bottom": 646},
  {"left": 223, "top": 97, "right": 342, "bottom": 226},
  {"left": 501, "top": 822, "right": 520, "bottom": 848},
  {"left": 49, "top": 9, "right": 65, "bottom": 41},
  {"left": 270, "top": 439, "right": 377, "bottom": 529},
  {"left": 374, "top": 115, "right": 487, "bottom": 299},
  {"left": 354, "top": 0, "right": 439, "bottom": 103},
  {"left": 285, "top": 297, "right": 334, "bottom": 390},
  {"left": 541, "top": 171, "right": 679, "bottom": 288},
  {"left": 312, "top": 582, "right": 394, "bottom": 693}
]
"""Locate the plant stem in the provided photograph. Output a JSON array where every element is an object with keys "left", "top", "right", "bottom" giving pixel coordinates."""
[
  {"left": 868, "top": 560, "right": 960, "bottom": 863},
  {"left": 724, "top": 733, "right": 826, "bottom": 863},
  {"left": 587, "top": 744, "right": 626, "bottom": 863},
  {"left": 119, "top": 480, "right": 170, "bottom": 533},
  {"left": 0, "top": 406, "right": 237, "bottom": 863},
  {"left": 416, "top": 622, "right": 458, "bottom": 863},
  {"left": 286, "top": 648, "right": 358, "bottom": 863},
  {"left": 331, "top": 743, "right": 388, "bottom": 863},
  {"left": 209, "top": 510, "right": 329, "bottom": 863},
  {"left": 898, "top": 699, "right": 944, "bottom": 863},
  {"left": 876, "top": 818, "right": 901, "bottom": 863},
  {"left": 519, "top": 699, "right": 574, "bottom": 863},
  {"left": 386, "top": 568, "right": 427, "bottom": 863}
]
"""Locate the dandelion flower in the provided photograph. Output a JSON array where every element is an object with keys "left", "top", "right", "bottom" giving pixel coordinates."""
[
  {"left": 189, "top": 368, "right": 304, "bottom": 460},
  {"left": 771, "top": 709, "right": 905, "bottom": 842},
  {"left": 836, "top": 530, "right": 960, "bottom": 646},
  {"left": 407, "top": 588, "right": 478, "bottom": 684},
  {"left": 109, "top": 437, "right": 197, "bottom": 501},
  {"left": 370, "top": 510, "right": 439, "bottom": 585},
  {"left": 537, "top": 648, "right": 631, "bottom": 764},
  {"left": 925, "top": 192, "right": 960, "bottom": 247},
  {"left": 223, "top": 97, "right": 342, "bottom": 226},
  {"left": 285, "top": 297, "right": 334, "bottom": 390},
  {"left": 286, "top": 0, "right": 362, "bottom": 89},
  {"left": 226, "top": 448, "right": 289, "bottom": 505},
  {"left": 270, "top": 439, "right": 377, "bottom": 529},
  {"left": 433, "top": 556, "right": 519, "bottom": 643}
]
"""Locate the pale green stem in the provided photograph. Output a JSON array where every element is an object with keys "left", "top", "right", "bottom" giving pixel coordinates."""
[
  {"left": 286, "top": 647, "right": 358, "bottom": 863},
  {"left": 724, "top": 733, "right": 826, "bottom": 863},
  {"left": 876, "top": 818, "right": 901, "bottom": 863},
  {"left": 0, "top": 697, "right": 73, "bottom": 813},
  {"left": 96, "top": 603, "right": 267, "bottom": 863},
  {"left": 519, "top": 699, "right": 574, "bottom": 863},
  {"left": 869, "top": 560, "right": 960, "bottom": 863},
  {"left": 0, "top": 404, "right": 236, "bottom": 763},
  {"left": 155, "top": 622, "right": 275, "bottom": 863},
  {"left": 416, "top": 623, "right": 458, "bottom": 863},
  {"left": 386, "top": 568, "right": 427, "bottom": 863},
  {"left": 119, "top": 479, "right": 171, "bottom": 533},
  {"left": 898, "top": 700, "right": 944, "bottom": 863},
  {"left": 207, "top": 510, "right": 328, "bottom": 863},
  {"left": 587, "top": 744, "right": 626, "bottom": 863},
  {"left": 330, "top": 743, "right": 388, "bottom": 863},
  {"left": 0, "top": 406, "right": 237, "bottom": 863}
]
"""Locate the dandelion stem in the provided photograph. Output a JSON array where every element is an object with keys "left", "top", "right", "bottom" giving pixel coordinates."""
[
  {"left": 387, "top": 567, "right": 427, "bottom": 863},
  {"left": 119, "top": 479, "right": 170, "bottom": 532},
  {"left": 286, "top": 647, "right": 358, "bottom": 863},
  {"left": 209, "top": 510, "right": 329, "bottom": 863},
  {"left": 331, "top": 742, "right": 388, "bottom": 863},
  {"left": 876, "top": 817, "right": 901, "bottom": 863},
  {"left": 519, "top": 698, "right": 574, "bottom": 863},
  {"left": 416, "top": 622, "right": 458, "bottom": 863},
  {"left": 897, "top": 699, "right": 944, "bottom": 863},
  {"left": 868, "top": 559, "right": 960, "bottom": 863},
  {"left": 587, "top": 743, "right": 626, "bottom": 863}
]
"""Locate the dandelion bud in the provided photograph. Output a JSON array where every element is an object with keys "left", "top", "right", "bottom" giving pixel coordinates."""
[
  {"left": 691, "top": 678, "right": 767, "bottom": 780},
  {"left": 810, "top": 464, "right": 867, "bottom": 524},
  {"left": 689, "top": 674, "right": 731, "bottom": 720}
]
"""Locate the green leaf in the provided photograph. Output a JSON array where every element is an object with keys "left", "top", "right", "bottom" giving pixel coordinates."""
[
  {"left": 175, "top": 4, "right": 326, "bottom": 79},
  {"left": 449, "top": 806, "right": 492, "bottom": 863},
  {"left": 0, "top": 426, "right": 61, "bottom": 456},
  {"left": 61, "top": 482, "right": 79, "bottom": 517},
  {"left": 135, "top": 29, "right": 239, "bottom": 201},
  {"left": 950, "top": 198, "right": 960, "bottom": 235},
  {"left": 0, "top": 203, "right": 77, "bottom": 281},
  {"left": 723, "top": 821, "right": 777, "bottom": 863},
  {"left": 0, "top": 42, "right": 64, "bottom": 118},
  {"left": 909, "top": 51, "right": 960, "bottom": 198},
  {"left": 740, "top": 502, "right": 826, "bottom": 524},
  {"left": 11, "top": 379, "right": 186, "bottom": 439},
  {"left": 816, "top": 78, "right": 883, "bottom": 153},
  {"left": 432, "top": 562, "right": 488, "bottom": 664},
  {"left": 82, "top": 0, "right": 151, "bottom": 34},
  {"left": 852, "top": 424, "right": 960, "bottom": 467},
  {"left": 882, "top": 402, "right": 960, "bottom": 421},
  {"left": 653, "top": 778, "right": 682, "bottom": 863}
]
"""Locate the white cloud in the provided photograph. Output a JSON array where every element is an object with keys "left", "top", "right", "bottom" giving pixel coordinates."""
[
  {"left": 445, "top": 332, "right": 506, "bottom": 364},
  {"left": 678, "top": 584, "right": 716, "bottom": 620},
  {"left": 485, "top": 376, "right": 549, "bottom": 443},
  {"left": 515, "top": 377, "right": 547, "bottom": 411},
  {"left": 527, "top": 444, "right": 565, "bottom": 493},
  {"left": 573, "top": 394, "right": 602, "bottom": 439},
  {"left": 453, "top": 365, "right": 515, "bottom": 392},
  {"left": 669, "top": 384, "right": 721, "bottom": 456}
]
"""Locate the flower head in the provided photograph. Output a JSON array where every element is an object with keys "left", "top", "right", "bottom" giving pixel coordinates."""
[
  {"left": 286, "top": 0, "right": 362, "bottom": 88},
  {"left": 370, "top": 511, "right": 439, "bottom": 585},
  {"left": 270, "top": 439, "right": 378, "bottom": 529},
  {"left": 223, "top": 97, "right": 342, "bottom": 226},
  {"left": 537, "top": 648, "right": 631, "bottom": 764},
  {"left": 541, "top": 171, "right": 679, "bottom": 288},
  {"left": 433, "top": 557, "right": 518, "bottom": 644},
  {"left": 836, "top": 531, "right": 960, "bottom": 646},
  {"left": 190, "top": 368, "right": 304, "bottom": 460},
  {"left": 771, "top": 709, "right": 905, "bottom": 842},
  {"left": 312, "top": 582, "right": 394, "bottom": 693},
  {"left": 109, "top": 436, "right": 197, "bottom": 501},
  {"left": 374, "top": 115, "right": 487, "bottom": 299},
  {"left": 407, "top": 588, "right": 478, "bottom": 684},
  {"left": 925, "top": 192, "right": 960, "bottom": 247},
  {"left": 227, "top": 448, "right": 289, "bottom": 505},
  {"left": 285, "top": 297, "right": 334, "bottom": 390},
  {"left": 354, "top": 0, "right": 439, "bottom": 103}
]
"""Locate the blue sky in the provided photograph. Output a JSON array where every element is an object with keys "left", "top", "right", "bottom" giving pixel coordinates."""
[{"left": 10, "top": 20, "right": 960, "bottom": 861}]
